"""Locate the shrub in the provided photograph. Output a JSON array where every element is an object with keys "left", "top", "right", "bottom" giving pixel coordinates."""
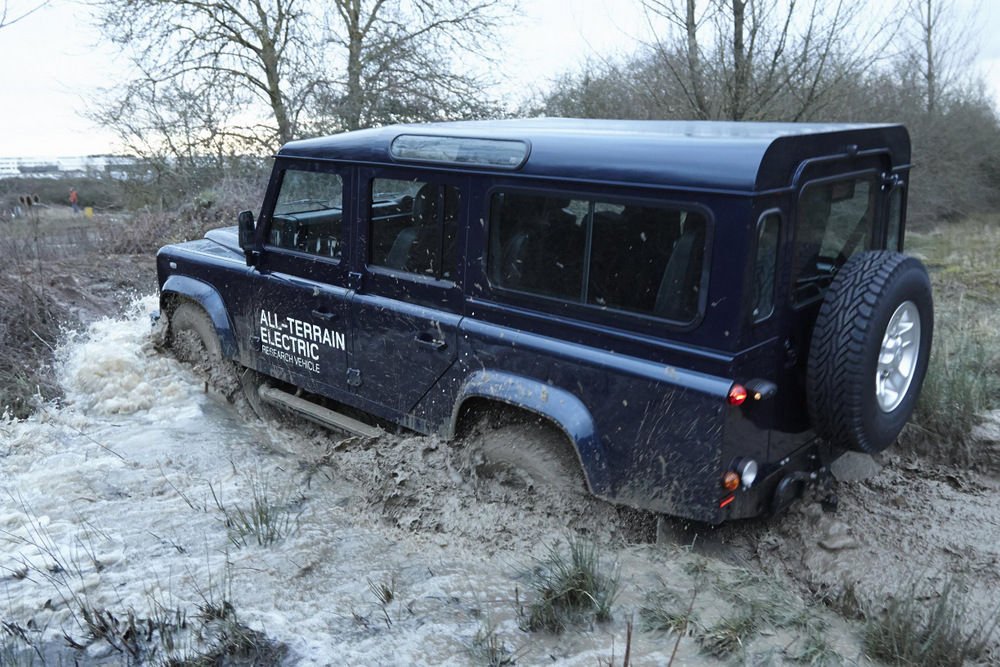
[{"left": 0, "top": 271, "right": 64, "bottom": 418}]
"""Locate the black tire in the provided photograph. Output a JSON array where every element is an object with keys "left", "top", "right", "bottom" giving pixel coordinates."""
[
  {"left": 807, "top": 251, "right": 933, "bottom": 454},
  {"left": 169, "top": 301, "right": 221, "bottom": 363},
  {"left": 464, "top": 415, "right": 587, "bottom": 494},
  {"left": 169, "top": 301, "right": 241, "bottom": 399}
]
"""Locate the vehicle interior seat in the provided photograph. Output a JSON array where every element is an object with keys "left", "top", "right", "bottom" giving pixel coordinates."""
[
  {"left": 386, "top": 183, "right": 437, "bottom": 271},
  {"left": 654, "top": 215, "right": 707, "bottom": 321}
]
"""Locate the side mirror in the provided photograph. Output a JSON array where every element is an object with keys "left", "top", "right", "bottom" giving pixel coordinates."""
[
  {"left": 238, "top": 210, "right": 255, "bottom": 249},
  {"left": 238, "top": 210, "right": 261, "bottom": 267}
]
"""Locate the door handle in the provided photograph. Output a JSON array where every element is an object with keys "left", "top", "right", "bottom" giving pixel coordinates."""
[
  {"left": 311, "top": 309, "right": 337, "bottom": 321},
  {"left": 415, "top": 332, "right": 447, "bottom": 350}
]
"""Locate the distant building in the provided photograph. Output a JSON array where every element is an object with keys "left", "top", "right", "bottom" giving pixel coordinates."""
[{"left": 0, "top": 155, "right": 144, "bottom": 180}]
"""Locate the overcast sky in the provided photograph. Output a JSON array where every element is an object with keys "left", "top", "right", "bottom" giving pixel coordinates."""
[{"left": 1, "top": 0, "right": 998, "bottom": 157}]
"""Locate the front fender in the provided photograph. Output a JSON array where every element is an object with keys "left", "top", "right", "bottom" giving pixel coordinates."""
[
  {"left": 160, "top": 275, "right": 239, "bottom": 359},
  {"left": 452, "top": 370, "right": 610, "bottom": 496}
]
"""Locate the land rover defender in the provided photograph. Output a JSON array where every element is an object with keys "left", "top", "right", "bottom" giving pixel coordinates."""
[{"left": 157, "top": 119, "right": 933, "bottom": 523}]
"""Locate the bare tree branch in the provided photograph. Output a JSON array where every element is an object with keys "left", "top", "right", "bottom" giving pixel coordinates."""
[{"left": 0, "top": 0, "right": 48, "bottom": 30}]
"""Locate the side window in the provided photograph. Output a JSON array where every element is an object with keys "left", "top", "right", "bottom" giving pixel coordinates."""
[
  {"left": 269, "top": 169, "right": 343, "bottom": 258},
  {"left": 589, "top": 203, "right": 705, "bottom": 321},
  {"left": 793, "top": 175, "right": 877, "bottom": 303},
  {"left": 887, "top": 186, "right": 903, "bottom": 251},
  {"left": 487, "top": 192, "right": 587, "bottom": 300},
  {"left": 370, "top": 178, "right": 460, "bottom": 280},
  {"left": 752, "top": 213, "right": 780, "bottom": 322},
  {"left": 488, "top": 191, "right": 708, "bottom": 323}
]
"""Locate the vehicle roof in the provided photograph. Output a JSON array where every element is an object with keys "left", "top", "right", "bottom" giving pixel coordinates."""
[{"left": 278, "top": 118, "right": 911, "bottom": 193}]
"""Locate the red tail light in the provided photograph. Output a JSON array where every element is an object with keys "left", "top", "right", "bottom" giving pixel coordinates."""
[{"left": 727, "top": 383, "right": 748, "bottom": 406}]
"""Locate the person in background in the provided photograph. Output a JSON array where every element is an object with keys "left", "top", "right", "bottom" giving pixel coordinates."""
[{"left": 69, "top": 188, "right": 80, "bottom": 214}]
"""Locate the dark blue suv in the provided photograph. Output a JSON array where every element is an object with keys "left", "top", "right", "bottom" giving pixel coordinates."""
[{"left": 157, "top": 119, "right": 933, "bottom": 523}]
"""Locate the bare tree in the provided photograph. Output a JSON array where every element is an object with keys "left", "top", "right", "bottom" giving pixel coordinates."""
[
  {"left": 640, "top": 0, "right": 899, "bottom": 121},
  {"left": 542, "top": 0, "right": 1000, "bottom": 223},
  {"left": 95, "top": 0, "right": 318, "bottom": 149},
  {"left": 92, "top": 0, "right": 514, "bottom": 162},
  {"left": 899, "top": 0, "right": 980, "bottom": 115},
  {"left": 325, "top": 0, "right": 511, "bottom": 132}
]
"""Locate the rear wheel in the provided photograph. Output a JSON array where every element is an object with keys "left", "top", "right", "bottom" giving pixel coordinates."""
[
  {"left": 807, "top": 251, "right": 933, "bottom": 454},
  {"left": 463, "top": 412, "right": 587, "bottom": 494}
]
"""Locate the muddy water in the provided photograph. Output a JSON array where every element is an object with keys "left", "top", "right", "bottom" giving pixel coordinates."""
[{"left": 1, "top": 297, "right": 994, "bottom": 665}]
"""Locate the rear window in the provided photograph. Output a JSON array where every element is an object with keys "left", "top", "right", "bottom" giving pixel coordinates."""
[
  {"left": 793, "top": 175, "right": 877, "bottom": 303},
  {"left": 488, "top": 191, "right": 708, "bottom": 323}
]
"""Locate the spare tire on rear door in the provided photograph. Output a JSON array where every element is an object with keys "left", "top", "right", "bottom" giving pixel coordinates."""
[{"left": 807, "top": 251, "right": 933, "bottom": 454}]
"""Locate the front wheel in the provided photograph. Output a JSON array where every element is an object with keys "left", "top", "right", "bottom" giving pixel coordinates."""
[
  {"left": 169, "top": 302, "right": 221, "bottom": 365},
  {"left": 807, "top": 251, "right": 934, "bottom": 454},
  {"left": 168, "top": 301, "right": 239, "bottom": 399}
]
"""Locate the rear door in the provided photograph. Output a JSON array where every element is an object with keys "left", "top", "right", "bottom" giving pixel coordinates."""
[
  {"left": 772, "top": 160, "right": 887, "bottom": 440},
  {"left": 348, "top": 169, "right": 465, "bottom": 415},
  {"left": 249, "top": 163, "right": 353, "bottom": 398}
]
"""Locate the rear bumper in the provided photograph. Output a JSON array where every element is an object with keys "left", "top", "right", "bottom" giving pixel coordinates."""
[{"left": 716, "top": 437, "right": 825, "bottom": 521}]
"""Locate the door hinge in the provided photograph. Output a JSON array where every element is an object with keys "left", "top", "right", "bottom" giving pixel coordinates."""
[
  {"left": 346, "top": 368, "right": 362, "bottom": 387},
  {"left": 348, "top": 271, "right": 363, "bottom": 291}
]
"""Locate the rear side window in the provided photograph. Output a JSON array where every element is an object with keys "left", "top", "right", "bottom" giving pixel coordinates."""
[
  {"left": 753, "top": 213, "right": 780, "bottom": 322},
  {"left": 793, "top": 175, "right": 877, "bottom": 303},
  {"left": 369, "top": 178, "right": 460, "bottom": 280},
  {"left": 269, "top": 169, "right": 343, "bottom": 258},
  {"left": 488, "top": 192, "right": 708, "bottom": 322}
]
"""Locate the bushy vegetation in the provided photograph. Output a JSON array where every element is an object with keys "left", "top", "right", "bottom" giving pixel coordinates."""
[
  {"left": 0, "top": 176, "right": 124, "bottom": 212},
  {"left": 904, "top": 220, "right": 1000, "bottom": 466},
  {"left": 0, "top": 268, "right": 63, "bottom": 419}
]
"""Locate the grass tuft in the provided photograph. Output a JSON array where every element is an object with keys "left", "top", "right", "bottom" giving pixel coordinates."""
[
  {"left": 696, "top": 607, "right": 760, "bottom": 658},
  {"left": 367, "top": 575, "right": 397, "bottom": 628},
  {"left": 520, "top": 539, "right": 620, "bottom": 634},
  {"left": 785, "top": 617, "right": 843, "bottom": 666},
  {"left": 469, "top": 617, "right": 516, "bottom": 666},
  {"left": 639, "top": 588, "right": 699, "bottom": 636},
  {"left": 211, "top": 470, "right": 298, "bottom": 548},
  {"left": 907, "top": 300, "right": 998, "bottom": 462},
  {"left": 863, "top": 575, "right": 998, "bottom": 667},
  {"left": 904, "top": 221, "right": 1000, "bottom": 464}
]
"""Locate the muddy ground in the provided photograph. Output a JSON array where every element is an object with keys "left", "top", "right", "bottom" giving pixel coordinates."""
[{"left": 4, "top": 245, "right": 999, "bottom": 665}]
